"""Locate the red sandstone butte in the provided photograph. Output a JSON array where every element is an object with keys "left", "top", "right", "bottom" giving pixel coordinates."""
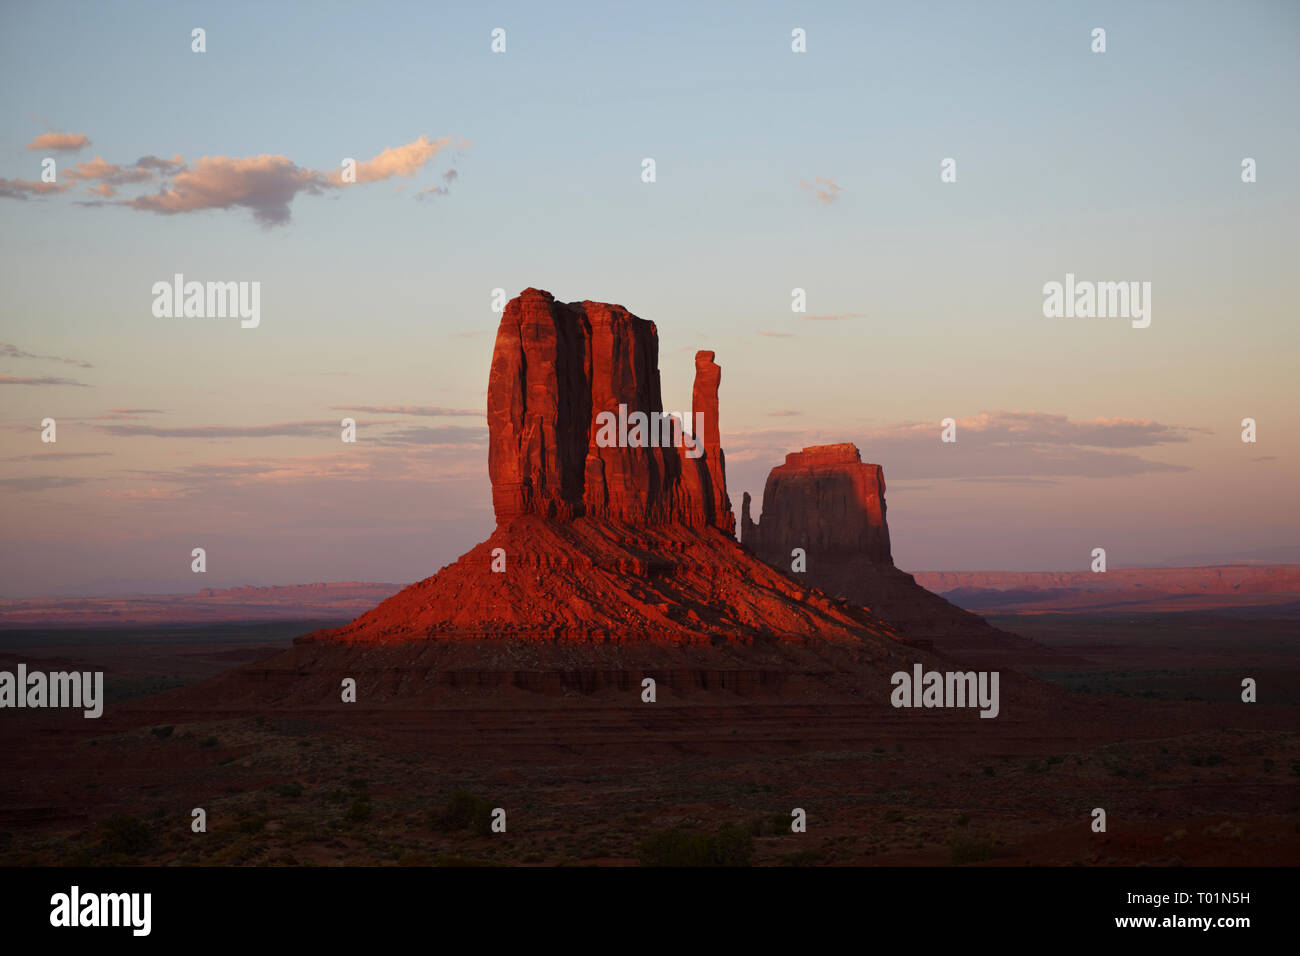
[
  {"left": 742, "top": 443, "right": 1043, "bottom": 666},
  {"left": 488, "top": 288, "right": 731, "bottom": 530},
  {"left": 300, "top": 291, "right": 910, "bottom": 653}
]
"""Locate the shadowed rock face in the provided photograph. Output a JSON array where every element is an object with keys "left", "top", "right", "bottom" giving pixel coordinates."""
[
  {"left": 488, "top": 288, "right": 732, "bottom": 531},
  {"left": 741, "top": 443, "right": 890, "bottom": 566}
]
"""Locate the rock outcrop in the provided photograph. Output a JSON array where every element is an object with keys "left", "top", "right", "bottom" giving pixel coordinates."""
[
  {"left": 742, "top": 443, "right": 1045, "bottom": 666},
  {"left": 741, "top": 443, "right": 890, "bottom": 566},
  {"left": 488, "top": 288, "right": 731, "bottom": 531}
]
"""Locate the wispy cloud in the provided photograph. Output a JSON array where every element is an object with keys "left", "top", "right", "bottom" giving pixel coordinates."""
[
  {"left": 5, "top": 451, "right": 110, "bottom": 462},
  {"left": 0, "top": 375, "right": 89, "bottom": 386},
  {"left": 0, "top": 475, "right": 94, "bottom": 492},
  {"left": 1, "top": 343, "right": 93, "bottom": 368},
  {"left": 92, "top": 408, "right": 165, "bottom": 420},
  {"left": 0, "top": 177, "right": 72, "bottom": 200},
  {"left": 4, "top": 135, "right": 468, "bottom": 226},
  {"left": 95, "top": 420, "right": 339, "bottom": 439},
  {"left": 26, "top": 132, "right": 90, "bottom": 152},
  {"left": 64, "top": 154, "right": 182, "bottom": 197},
  {"left": 799, "top": 176, "right": 843, "bottom": 204},
  {"left": 724, "top": 411, "right": 1202, "bottom": 481},
  {"left": 325, "top": 135, "right": 457, "bottom": 185},
  {"left": 330, "top": 405, "right": 482, "bottom": 417},
  {"left": 909, "top": 411, "right": 1208, "bottom": 449},
  {"left": 758, "top": 331, "right": 793, "bottom": 338},
  {"left": 372, "top": 425, "right": 488, "bottom": 446},
  {"left": 804, "top": 313, "right": 865, "bottom": 321}
]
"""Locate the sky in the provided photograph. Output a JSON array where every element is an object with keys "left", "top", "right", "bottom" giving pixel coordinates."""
[{"left": 1, "top": 0, "right": 1297, "bottom": 596}]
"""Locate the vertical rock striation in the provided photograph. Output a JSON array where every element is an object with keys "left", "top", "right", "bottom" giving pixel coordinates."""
[
  {"left": 741, "top": 443, "right": 889, "bottom": 565},
  {"left": 487, "top": 288, "right": 732, "bottom": 530}
]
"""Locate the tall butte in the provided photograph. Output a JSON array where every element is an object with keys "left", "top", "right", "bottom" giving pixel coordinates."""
[
  {"left": 300, "top": 290, "right": 911, "bottom": 654},
  {"left": 488, "top": 289, "right": 733, "bottom": 532}
]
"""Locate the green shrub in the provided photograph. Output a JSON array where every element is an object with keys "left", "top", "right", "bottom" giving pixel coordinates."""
[
  {"left": 636, "top": 824, "right": 754, "bottom": 867},
  {"left": 949, "top": 832, "right": 993, "bottom": 865},
  {"left": 98, "top": 815, "right": 153, "bottom": 856},
  {"left": 150, "top": 725, "right": 174, "bottom": 739},
  {"left": 345, "top": 798, "right": 372, "bottom": 823},
  {"left": 430, "top": 792, "right": 493, "bottom": 836}
]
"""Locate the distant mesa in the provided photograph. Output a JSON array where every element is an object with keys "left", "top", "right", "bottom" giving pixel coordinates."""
[
  {"left": 741, "top": 443, "right": 891, "bottom": 566},
  {"left": 741, "top": 442, "right": 1043, "bottom": 666}
]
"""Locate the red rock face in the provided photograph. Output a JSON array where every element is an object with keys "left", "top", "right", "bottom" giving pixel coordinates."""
[
  {"left": 488, "top": 288, "right": 731, "bottom": 530},
  {"left": 741, "top": 443, "right": 891, "bottom": 565},
  {"left": 692, "top": 350, "right": 734, "bottom": 535}
]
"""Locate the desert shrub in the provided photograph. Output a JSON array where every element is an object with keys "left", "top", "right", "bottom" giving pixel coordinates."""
[
  {"left": 636, "top": 824, "right": 753, "bottom": 867},
  {"left": 949, "top": 832, "right": 993, "bottom": 865},
  {"left": 198, "top": 736, "right": 218, "bottom": 749},
  {"left": 273, "top": 782, "right": 304, "bottom": 799},
  {"left": 98, "top": 815, "right": 153, "bottom": 856},
  {"left": 778, "top": 850, "right": 823, "bottom": 866},
  {"left": 150, "top": 725, "right": 174, "bottom": 739},
  {"left": 345, "top": 798, "right": 372, "bottom": 823},
  {"left": 430, "top": 792, "right": 493, "bottom": 836}
]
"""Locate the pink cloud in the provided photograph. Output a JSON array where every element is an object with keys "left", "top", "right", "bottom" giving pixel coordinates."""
[
  {"left": 65, "top": 156, "right": 157, "bottom": 186},
  {"left": 3, "top": 133, "right": 465, "bottom": 225},
  {"left": 26, "top": 132, "right": 90, "bottom": 152},
  {"left": 124, "top": 154, "right": 329, "bottom": 226},
  {"left": 328, "top": 135, "right": 460, "bottom": 185}
]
